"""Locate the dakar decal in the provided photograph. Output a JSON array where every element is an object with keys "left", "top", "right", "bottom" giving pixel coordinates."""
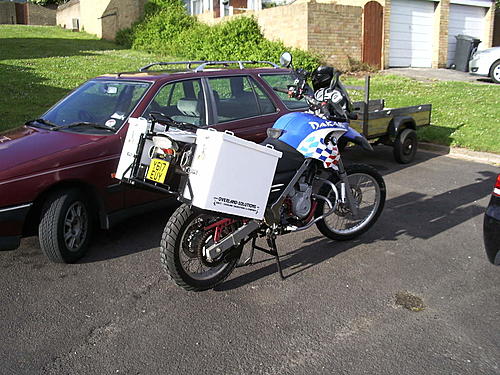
[{"left": 308, "top": 120, "right": 347, "bottom": 131}]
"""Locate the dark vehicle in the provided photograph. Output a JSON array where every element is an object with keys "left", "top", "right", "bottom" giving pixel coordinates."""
[
  {"left": 0, "top": 60, "right": 311, "bottom": 263},
  {"left": 484, "top": 174, "right": 500, "bottom": 265}
]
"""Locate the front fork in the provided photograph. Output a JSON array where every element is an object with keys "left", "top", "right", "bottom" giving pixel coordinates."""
[{"left": 335, "top": 159, "right": 359, "bottom": 217}]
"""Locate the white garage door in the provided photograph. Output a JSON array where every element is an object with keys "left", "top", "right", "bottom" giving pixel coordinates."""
[
  {"left": 389, "top": 0, "right": 435, "bottom": 68},
  {"left": 447, "top": 4, "right": 486, "bottom": 67}
]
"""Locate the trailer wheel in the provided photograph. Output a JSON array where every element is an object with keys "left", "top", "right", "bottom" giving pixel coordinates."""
[{"left": 393, "top": 128, "right": 417, "bottom": 164}]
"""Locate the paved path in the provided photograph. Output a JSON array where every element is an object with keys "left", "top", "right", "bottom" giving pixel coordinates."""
[
  {"left": 383, "top": 67, "right": 496, "bottom": 85},
  {"left": 1, "top": 147, "right": 499, "bottom": 374}
]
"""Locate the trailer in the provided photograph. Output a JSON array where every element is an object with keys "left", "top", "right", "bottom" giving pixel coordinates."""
[{"left": 345, "top": 76, "right": 432, "bottom": 164}]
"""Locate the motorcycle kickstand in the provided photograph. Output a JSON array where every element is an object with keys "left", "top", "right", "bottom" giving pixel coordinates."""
[{"left": 268, "top": 236, "right": 285, "bottom": 280}]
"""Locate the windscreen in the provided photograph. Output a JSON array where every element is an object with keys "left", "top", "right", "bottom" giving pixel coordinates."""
[{"left": 42, "top": 80, "right": 151, "bottom": 130}]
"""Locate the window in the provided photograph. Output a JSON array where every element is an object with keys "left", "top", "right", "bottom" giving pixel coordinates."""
[
  {"left": 260, "top": 73, "right": 309, "bottom": 110},
  {"left": 143, "top": 79, "right": 206, "bottom": 126},
  {"left": 42, "top": 80, "right": 150, "bottom": 130},
  {"left": 208, "top": 76, "right": 276, "bottom": 123}
]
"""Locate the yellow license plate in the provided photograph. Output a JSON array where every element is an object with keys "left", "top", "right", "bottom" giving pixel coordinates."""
[{"left": 146, "top": 159, "right": 169, "bottom": 183}]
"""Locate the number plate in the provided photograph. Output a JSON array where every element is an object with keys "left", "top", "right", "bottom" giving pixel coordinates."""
[{"left": 146, "top": 159, "right": 169, "bottom": 184}]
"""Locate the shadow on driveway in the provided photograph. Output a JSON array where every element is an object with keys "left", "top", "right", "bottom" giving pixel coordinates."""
[{"left": 216, "top": 166, "right": 497, "bottom": 290}]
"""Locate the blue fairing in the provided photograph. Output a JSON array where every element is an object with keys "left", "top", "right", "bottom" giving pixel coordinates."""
[{"left": 273, "top": 112, "right": 349, "bottom": 149}]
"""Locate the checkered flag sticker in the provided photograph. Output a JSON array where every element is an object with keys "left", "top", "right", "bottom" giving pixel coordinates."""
[{"left": 297, "top": 135, "right": 340, "bottom": 168}]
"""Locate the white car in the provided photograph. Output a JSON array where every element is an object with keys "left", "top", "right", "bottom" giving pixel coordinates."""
[{"left": 469, "top": 47, "right": 500, "bottom": 84}]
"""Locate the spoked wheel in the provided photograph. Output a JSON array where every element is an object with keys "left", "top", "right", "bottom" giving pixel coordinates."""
[
  {"left": 315, "top": 164, "right": 386, "bottom": 240},
  {"left": 160, "top": 204, "right": 242, "bottom": 291}
]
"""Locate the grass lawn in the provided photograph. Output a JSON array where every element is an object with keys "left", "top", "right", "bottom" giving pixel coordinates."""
[{"left": 1, "top": 25, "right": 499, "bottom": 153}]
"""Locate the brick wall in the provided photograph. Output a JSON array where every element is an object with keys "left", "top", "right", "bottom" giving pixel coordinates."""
[
  {"left": 254, "top": 2, "right": 309, "bottom": 50},
  {"left": 308, "top": 2, "right": 363, "bottom": 66},
  {"left": 483, "top": 2, "right": 495, "bottom": 49},
  {"left": 382, "top": 0, "right": 390, "bottom": 69},
  {"left": 57, "top": 0, "right": 80, "bottom": 30},
  {"left": 432, "top": 0, "right": 449, "bottom": 68},
  {"left": 0, "top": 3, "right": 16, "bottom": 24},
  {"left": 27, "top": 3, "right": 56, "bottom": 26}
]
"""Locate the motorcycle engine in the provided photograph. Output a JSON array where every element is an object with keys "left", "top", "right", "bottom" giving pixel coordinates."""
[{"left": 288, "top": 182, "right": 313, "bottom": 219}]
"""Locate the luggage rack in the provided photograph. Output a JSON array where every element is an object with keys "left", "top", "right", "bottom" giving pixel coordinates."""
[{"left": 136, "top": 60, "right": 280, "bottom": 73}]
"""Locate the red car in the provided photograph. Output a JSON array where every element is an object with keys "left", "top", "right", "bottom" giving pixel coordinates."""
[{"left": 0, "top": 61, "right": 308, "bottom": 263}]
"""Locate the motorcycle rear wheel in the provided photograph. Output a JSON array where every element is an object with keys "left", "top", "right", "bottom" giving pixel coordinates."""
[
  {"left": 315, "top": 164, "right": 386, "bottom": 240},
  {"left": 160, "top": 204, "right": 241, "bottom": 291}
]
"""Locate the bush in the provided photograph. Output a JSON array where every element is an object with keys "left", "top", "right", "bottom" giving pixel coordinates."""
[{"left": 116, "top": 0, "right": 320, "bottom": 71}]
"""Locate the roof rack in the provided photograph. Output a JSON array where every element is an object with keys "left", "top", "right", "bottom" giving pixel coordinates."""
[
  {"left": 193, "top": 60, "right": 280, "bottom": 72},
  {"left": 139, "top": 61, "right": 207, "bottom": 72},
  {"left": 137, "top": 60, "right": 280, "bottom": 73}
]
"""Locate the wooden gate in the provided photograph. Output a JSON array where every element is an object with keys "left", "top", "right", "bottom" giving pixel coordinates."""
[
  {"left": 362, "top": 1, "right": 383, "bottom": 69},
  {"left": 15, "top": 3, "right": 28, "bottom": 25}
]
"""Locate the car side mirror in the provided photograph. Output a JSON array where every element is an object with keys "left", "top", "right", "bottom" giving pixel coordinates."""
[{"left": 280, "top": 52, "right": 292, "bottom": 68}]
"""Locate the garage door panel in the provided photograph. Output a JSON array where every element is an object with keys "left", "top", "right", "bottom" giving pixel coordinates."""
[
  {"left": 391, "top": 40, "right": 434, "bottom": 51},
  {"left": 389, "top": 0, "right": 434, "bottom": 68},
  {"left": 447, "top": 4, "right": 486, "bottom": 67}
]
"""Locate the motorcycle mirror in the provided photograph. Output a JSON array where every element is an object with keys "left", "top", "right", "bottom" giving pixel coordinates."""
[{"left": 279, "top": 52, "right": 292, "bottom": 68}]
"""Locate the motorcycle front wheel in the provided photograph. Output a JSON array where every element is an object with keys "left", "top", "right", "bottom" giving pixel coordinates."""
[
  {"left": 160, "top": 204, "right": 242, "bottom": 291},
  {"left": 315, "top": 164, "right": 386, "bottom": 240}
]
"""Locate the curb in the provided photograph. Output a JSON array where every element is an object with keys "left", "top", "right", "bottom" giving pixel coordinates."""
[{"left": 419, "top": 142, "right": 500, "bottom": 166}]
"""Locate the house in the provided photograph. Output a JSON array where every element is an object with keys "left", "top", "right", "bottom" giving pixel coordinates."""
[
  {"left": 51, "top": 0, "right": 494, "bottom": 69},
  {"left": 54, "top": 0, "right": 261, "bottom": 40},
  {"left": 379, "top": 0, "right": 496, "bottom": 68},
  {"left": 0, "top": 0, "right": 56, "bottom": 26},
  {"left": 185, "top": 0, "right": 262, "bottom": 17},
  {"left": 56, "top": 0, "right": 147, "bottom": 40},
  {"left": 200, "top": 0, "right": 496, "bottom": 69}
]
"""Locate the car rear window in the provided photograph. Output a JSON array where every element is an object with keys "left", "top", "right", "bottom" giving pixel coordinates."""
[{"left": 260, "top": 73, "right": 309, "bottom": 110}]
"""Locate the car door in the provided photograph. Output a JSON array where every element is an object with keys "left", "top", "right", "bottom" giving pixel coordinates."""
[{"left": 206, "top": 75, "right": 282, "bottom": 143}]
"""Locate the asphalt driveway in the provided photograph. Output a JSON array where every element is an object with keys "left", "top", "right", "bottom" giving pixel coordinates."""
[{"left": 1, "top": 146, "right": 499, "bottom": 374}]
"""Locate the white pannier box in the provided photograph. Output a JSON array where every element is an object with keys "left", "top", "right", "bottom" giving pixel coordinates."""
[
  {"left": 184, "top": 129, "right": 282, "bottom": 220},
  {"left": 115, "top": 117, "right": 155, "bottom": 181}
]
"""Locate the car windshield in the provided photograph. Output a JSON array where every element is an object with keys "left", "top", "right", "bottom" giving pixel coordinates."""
[{"left": 41, "top": 80, "right": 151, "bottom": 131}]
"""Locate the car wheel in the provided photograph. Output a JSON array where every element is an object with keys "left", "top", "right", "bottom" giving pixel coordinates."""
[
  {"left": 490, "top": 61, "right": 500, "bottom": 84},
  {"left": 38, "top": 189, "right": 93, "bottom": 263}
]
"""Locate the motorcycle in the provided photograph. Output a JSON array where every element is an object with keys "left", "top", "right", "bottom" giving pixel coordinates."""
[{"left": 126, "top": 53, "right": 386, "bottom": 291}]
